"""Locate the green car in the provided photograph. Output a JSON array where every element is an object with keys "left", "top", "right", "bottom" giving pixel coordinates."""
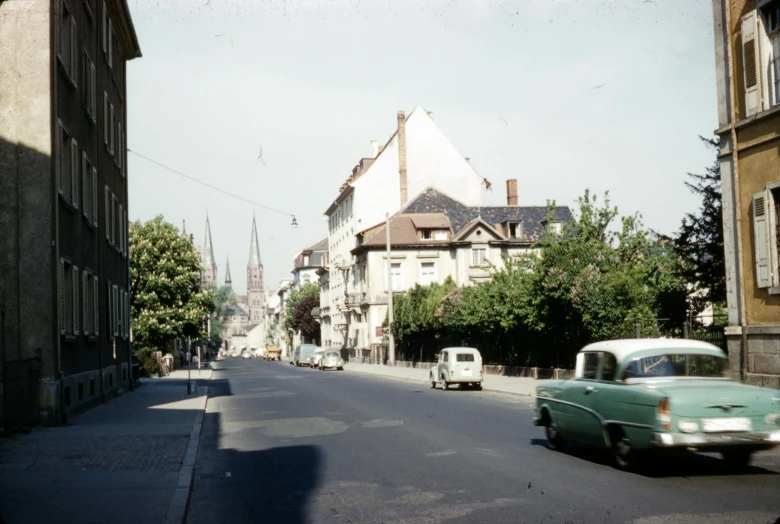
[{"left": 533, "top": 339, "right": 780, "bottom": 470}]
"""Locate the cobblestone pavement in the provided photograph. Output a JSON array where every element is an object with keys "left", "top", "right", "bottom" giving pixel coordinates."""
[{"left": 0, "top": 436, "right": 189, "bottom": 472}]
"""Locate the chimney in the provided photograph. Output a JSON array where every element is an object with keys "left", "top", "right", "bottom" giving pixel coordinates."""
[
  {"left": 371, "top": 140, "right": 379, "bottom": 158},
  {"left": 506, "top": 179, "right": 518, "bottom": 206},
  {"left": 398, "top": 111, "right": 408, "bottom": 205}
]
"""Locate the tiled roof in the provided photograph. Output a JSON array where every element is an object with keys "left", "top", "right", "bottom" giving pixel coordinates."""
[
  {"left": 400, "top": 187, "right": 572, "bottom": 243},
  {"left": 362, "top": 214, "right": 452, "bottom": 247}
]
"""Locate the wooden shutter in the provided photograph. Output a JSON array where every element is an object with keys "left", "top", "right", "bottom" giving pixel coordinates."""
[
  {"left": 70, "top": 17, "right": 77, "bottom": 85},
  {"left": 90, "top": 62, "right": 96, "bottom": 118},
  {"left": 103, "top": 92, "right": 108, "bottom": 146},
  {"left": 73, "top": 266, "right": 79, "bottom": 336},
  {"left": 102, "top": 3, "right": 107, "bottom": 55},
  {"left": 83, "top": 270, "right": 89, "bottom": 335},
  {"left": 742, "top": 11, "right": 761, "bottom": 117},
  {"left": 105, "top": 186, "right": 110, "bottom": 241},
  {"left": 92, "top": 167, "right": 98, "bottom": 223},
  {"left": 56, "top": 123, "right": 63, "bottom": 194},
  {"left": 119, "top": 204, "right": 124, "bottom": 255},
  {"left": 110, "top": 104, "right": 115, "bottom": 154},
  {"left": 112, "top": 285, "right": 119, "bottom": 337},
  {"left": 108, "top": 18, "right": 113, "bottom": 69},
  {"left": 754, "top": 191, "right": 772, "bottom": 288},
  {"left": 107, "top": 282, "right": 112, "bottom": 337},
  {"left": 70, "top": 138, "right": 79, "bottom": 208},
  {"left": 82, "top": 153, "right": 89, "bottom": 218},
  {"left": 60, "top": 259, "right": 66, "bottom": 335},
  {"left": 93, "top": 275, "right": 100, "bottom": 336},
  {"left": 118, "top": 123, "right": 123, "bottom": 176}
]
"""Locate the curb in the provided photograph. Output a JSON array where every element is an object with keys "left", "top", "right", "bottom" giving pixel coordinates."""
[
  {"left": 164, "top": 377, "right": 211, "bottom": 524},
  {"left": 345, "top": 366, "right": 535, "bottom": 398}
]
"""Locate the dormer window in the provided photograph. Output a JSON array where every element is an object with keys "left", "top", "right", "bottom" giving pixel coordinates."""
[
  {"left": 434, "top": 230, "right": 448, "bottom": 240},
  {"left": 420, "top": 229, "right": 432, "bottom": 240},
  {"left": 507, "top": 222, "right": 522, "bottom": 239},
  {"left": 547, "top": 221, "right": 563, "bottom": 235}
]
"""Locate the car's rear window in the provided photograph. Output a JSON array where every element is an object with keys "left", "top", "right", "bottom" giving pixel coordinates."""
[
  {"left": 456, "top": 353, "right": 475, "bottom": 362},
  {"left": 326, "top": 352, "right": 339, "bottom": 358},
  {"left": 624, "top": 354, "right": 727, "bottom": 379}
]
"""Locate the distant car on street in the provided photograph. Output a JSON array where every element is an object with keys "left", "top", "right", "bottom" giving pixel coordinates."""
[
  {"left": 309, "top": 348, "right": 326, "bottom": 368},
  {"left": 319, "top": 349, "right": 345, "bottom": 371},
  {"left": 241, "top": 350, "right": 252, "bottom": 359},
  {"left": 292, "top": 344, "right": 317, "bottom": 367},
  {"left": 430, "top": 348, "right": 483, "bottom": 391},
  {"left": 533, "top": 339, "right": 780, "bottom": 470}
]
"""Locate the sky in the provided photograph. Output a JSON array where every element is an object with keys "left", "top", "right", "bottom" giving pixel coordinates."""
[{"left": 126, "top": 0, "right": 718, "bottom": 294}]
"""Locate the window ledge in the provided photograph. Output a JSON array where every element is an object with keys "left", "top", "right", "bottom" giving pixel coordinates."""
[
  {"left": 59, "top": 193, "right": 77, "bottom": 212},
  {"left": 57, "top": 59, "right": 77, "bottom": 89},
  {"left": 84, "top": 107, "right": 96, "bottom": 126},
  {"left": 62, "top": 335, "right": 78, "bottom": 344},
  {"left": 768, "top": 286, "right": 780, "bottom": 295},
  {"left": 735, "top": 103, "right": 780, "bottom": 130},
  {"left": 87, "top": 335, "right": 98, "bottom": 343},
  {"left": 85, "top": 219, "right": 98, "bottom": 231}
]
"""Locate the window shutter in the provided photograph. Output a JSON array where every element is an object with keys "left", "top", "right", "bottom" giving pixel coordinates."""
[
  {"left": 82, "top": 153, "right": 88, "bottom": 218},
  {"left": 70, "top": 17, "right": 78, "bottom": 86},
  {"left": 102, "top": 3, "right": 107, "bottom": 55},
  {"left": 112, "top": 285, "right": 118, "bottom": 337},
  {"left": 119, "top": 204, "right": 124, "bottom": 255},
  {"left": 105, "top": 186, "right": 110, "bottom": 241},
  {"left": 60, "top": 259, "right": 66, "bottom": 335},
  {"left": 70, "top": 138, "right": 79, "bottom": 208},
  {"left": 107, "top": 282, "right": 112, "bottom": 337},
  {"left": 92, "top": 167, "right": 98, "bottom": 224},
  {"left": 83, "top": 270, "right": 89, "bottom": 335},
  {"left": 56, "top": 123, "right": 63, "bottom": 194},
  {"left": 90, "top": 62, "right": 96, "bottom": 118},
  {"left": 103, "top": 92, "right": 109, "bottom": 146},
  {"left": 93, "top": 275, "right": 100, "bottom": 336},
  {"left": 118, "top": 123, "right": 123, "bottom": 176},
  {"left": 742, "top": 11, "right": 761, "bottom": 117},
  {"left": 73, "top": 266, "right": 79, "bottom": 336},
  {"left": 110, "top": 104, "right": 115, "bottom": 154},
  {"left": 108, "top": 18, "right": 113, "bottom": 69},
  {"left": 753, "top": 191, "right": 772, "bottom": 288}
]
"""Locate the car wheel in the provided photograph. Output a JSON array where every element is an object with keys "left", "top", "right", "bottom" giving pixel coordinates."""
[
  {"left": 611, "top": 429, "right": 638, "bottom": 470},
  {"left": 474, "top": 383, "right": 483, "bottom": 391},
  {"left": 338, "top": 367, "right": 343, "bottom": 371},
  {"left": 430, "top": 375, "right": 436, "bottom": 389},
  {"left": 722, "top": 451, "right": 752, "bottom": 471},
  {"left": 442, "top": 376, "right": 450, "bottom": 391},
  {"left": 545, "top": 422, "right": 566, "bottom": 452}
]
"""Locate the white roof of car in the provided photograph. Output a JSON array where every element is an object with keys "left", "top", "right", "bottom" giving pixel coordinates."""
[
  {"left": 443, "top": 347, "right": 480, "bottom": 353},
  {"left": 580, "top": 338, "right": 725, "bottom": 362}
]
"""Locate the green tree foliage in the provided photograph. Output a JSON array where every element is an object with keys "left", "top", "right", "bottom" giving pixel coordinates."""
[
  {"left": 672, "top": 137, "right": 725, "bottom": 314},
  {"left": 283, "top": 282, "right": 320, "bottom": 345},
  {"left": 130, "top": 216, "right": 214, "bottom": 361},
  {"left": 208, "top": 285, "right": 236, "bottom": 349},
  {"left": 389, "top": 190, "right": 688, "bottom": 368},
  {"left": 293, "top": 294, "right": 321, "bottom": 340}
]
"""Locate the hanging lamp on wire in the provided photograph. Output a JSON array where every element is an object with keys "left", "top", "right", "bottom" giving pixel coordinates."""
[{"left": 290, "top": 216, "right": 298, "bottom": 228}]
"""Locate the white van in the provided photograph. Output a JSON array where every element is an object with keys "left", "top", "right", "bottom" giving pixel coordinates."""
[{"left": 429, "top": 347, "right": 483, "bottom": 390}]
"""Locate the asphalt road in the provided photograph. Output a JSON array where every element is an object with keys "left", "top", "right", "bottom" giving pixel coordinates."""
[{"left": 187, "top": 358, "right": 780, "bottom": 524}]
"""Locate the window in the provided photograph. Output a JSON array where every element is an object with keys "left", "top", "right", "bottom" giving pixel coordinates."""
[
  {"left": 508, "top": 222, "right": 522, "bottom": 239},
  {"left": 57, "top": 121, "right": 79, "bottom": 209},
  {"left": 420, "top": 229, "right": 432, "bottom": 240},
  {"left": 389, "top": 262, "right": 402, "bottom": 291},
  {"left": 110, "top": 284, "right": 118, "bottom": 337},
  {"left": 81, "top": 269, "right": 99, "bottom": 337},
  {"left": 420, "top": 262, "right": 436, "bottom": 286},
  {"left": 81, "top": 153, "right": 95, "bottom": 225},
  {"left": 93, "top": 274, "right": 100, "bottom": 336},
  {"left": 578, "top": 352, "right": 600, "bottom": 380},
  {"left": 119, "top": 204, "right": 124, "bottom": 255},
  {"left": 547, "top": 221, "right": 563, "bottom": 235},
  {"left": 742, "top": 4, "right": 780, "bottom": 117},
  {"left": 104, "top": 185, "right": 111, "bottom": 242},
  {"left": 59, "top": 258, "right": 78, "bottom": 337},
  {"left": 601, "top": 352, "right": 617, "bottom": 381},
  {"left": 103, "top": 92, "right": 109, "bottom": 148},
  {"left": 82, "top": 52, "right": 96, "bottom": 121},
  {"left": 472, "top": 248, "right": 486, "bottom": 266},
  {"left": 109, "top": 103, "right": 115, "bottom": 155},
  {"left": 752, "top": 185, "right": 780, "bottom": 292},
  {"left": 118, "top": 122, "right": 124, "bottom": 176},
  {"left": 433, "top": 230, "right": 448, "bottom": 240},
  {"left": 111, "top": 194, "right": 117, "bottom": 246},
  {"left": 107, "top": 15, "right": 113, "bottom": 69},
  {"left": 59, "top": 3, "right": 78, "bottom": 85},
  {"left": 456, "top": 353, "right": 475, "bottom": 362}
]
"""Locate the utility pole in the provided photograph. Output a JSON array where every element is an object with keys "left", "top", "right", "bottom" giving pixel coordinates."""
[{"left": 385, "top": 212, "right": 395, "bottom": 365}]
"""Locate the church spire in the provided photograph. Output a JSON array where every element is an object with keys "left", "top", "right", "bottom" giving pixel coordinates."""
[
  {"left": 248, "top": 215, "right": 262, "bottom": 268},
  {"left": 200, "top": 215, "right": 218, "bottom": 287},
  {"left": 225, "top": 256, "right": 232, "bottom": 288}
]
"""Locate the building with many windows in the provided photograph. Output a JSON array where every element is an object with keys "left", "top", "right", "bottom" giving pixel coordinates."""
[
  {"left": 711, "top": 0, "right": 780, "bottom": 387},
  {"left": 0, "top": 0, "right": 141, "bottom": 427}
]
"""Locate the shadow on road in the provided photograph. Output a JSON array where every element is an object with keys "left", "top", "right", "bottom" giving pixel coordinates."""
[
  {"left": 529, "top": 438, "right": 779, "bottom": 478},
  {"left": 188, "top": 411, "right": 322, "bottom": 524}
]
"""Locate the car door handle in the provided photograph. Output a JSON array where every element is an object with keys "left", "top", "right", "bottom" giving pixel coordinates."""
[{"left": 585, "top": 386, "right": 597, "bottom": 393}]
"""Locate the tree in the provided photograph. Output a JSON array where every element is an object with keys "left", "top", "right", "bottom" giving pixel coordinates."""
[
  {"left": 130, "top": 216, "right": 214, "bottom": 361},
  {"left": 673, "top": 136, "right": 725, "bottom": 314},
  {"left": 208, "top": 285, "right": 236, "bottom": 350},
  {"left": 293, "top": 294, "right": 320, "bottom": 341},
  {"left": 283, "top": 282, "right": 320, "bottom": 345}
]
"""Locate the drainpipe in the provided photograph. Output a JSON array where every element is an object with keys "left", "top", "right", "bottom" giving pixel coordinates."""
[{"left": 723, "top": 0, "right": 749, "bottom": 382}]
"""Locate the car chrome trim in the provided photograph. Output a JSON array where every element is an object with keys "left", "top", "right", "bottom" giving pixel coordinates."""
[
  {"left": 651, "top": 430, "right": 780, "bottom": 447},
  {"left": 535, "top": 396, "right": 652, "bottom": 430}
]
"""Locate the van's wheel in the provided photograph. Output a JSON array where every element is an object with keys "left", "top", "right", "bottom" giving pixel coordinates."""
[
  {"left": 610, "top": 428, "right": 638, "bottom": 470},
  {"left": 722, "top": 451, "right": 752, "bottom": 471},
  {"left": 430, "top": 375, "right": 436, "bottom": 389},
  {"left": 543, "top": 413, "right": 566, "bottom": 451},
  {"left": 442, "top": 376, "right": 450, "bottom": 391},
  {"left": 474, "top": 383, "right": 483, "bottom": 391}
]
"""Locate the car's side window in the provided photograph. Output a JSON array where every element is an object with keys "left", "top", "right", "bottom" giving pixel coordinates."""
[
  {"left": 441, "top": 351, "right": 448, "bottom": 363},
  {"left": 601, "top": 352, "right": 617, "bottom": 381},
  {"left": 582, "top": 352, "right": 599, "bottom": 380}
]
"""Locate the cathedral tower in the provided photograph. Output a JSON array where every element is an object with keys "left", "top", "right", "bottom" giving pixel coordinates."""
[
  {"left": 247, "top": 215, "right": 265, "bottom": 323},
  {"left": 225, "top": 257, "right": 232, "bottom": 289},
  {"left": 200, "top": 215, "right": 218, "bottom": 288}
]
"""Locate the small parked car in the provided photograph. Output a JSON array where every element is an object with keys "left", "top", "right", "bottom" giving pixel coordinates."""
[
  {"left": 430, "top": 347, "right": 483, "bottom": 390},
  {"left": 309, "top": 348, "right": 326, "bottom": 369},
  {"left": 292, "top": 344, "right": 318, "bottom": 367},
  {"left": 319, "top": 350, "right": 345, "bottom": 371},
  {"left": 241, "top": 350, "right": 251, "bottom": 359},
  {"left": 533, "top": 339, "right": 780, "bottom": 470}
]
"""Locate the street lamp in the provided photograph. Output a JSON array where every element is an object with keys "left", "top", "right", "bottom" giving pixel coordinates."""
[{"left": 290, "top": 216, "right": 298, "bottom": 228}]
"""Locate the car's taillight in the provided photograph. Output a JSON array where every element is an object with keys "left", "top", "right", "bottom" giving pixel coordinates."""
[{"left": 657, "top": 397, "right": 671, "bottom": 430}]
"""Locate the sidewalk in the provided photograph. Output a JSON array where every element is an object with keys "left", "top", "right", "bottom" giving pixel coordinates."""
[
  {"left": 0, "top": 368, "right": 212, "bottom": 524},
  {"left": 345, "top": 362, "right": 539, "bottom": 396}
]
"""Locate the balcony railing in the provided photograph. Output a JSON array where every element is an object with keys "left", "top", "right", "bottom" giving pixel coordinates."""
[{"left": 344, "top": 292, "right": 367, "bottom": 307}]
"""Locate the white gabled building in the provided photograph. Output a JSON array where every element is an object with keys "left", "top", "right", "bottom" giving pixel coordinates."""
[{"left": 320, "top": 107, "right": 492, "bottom": 349}]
